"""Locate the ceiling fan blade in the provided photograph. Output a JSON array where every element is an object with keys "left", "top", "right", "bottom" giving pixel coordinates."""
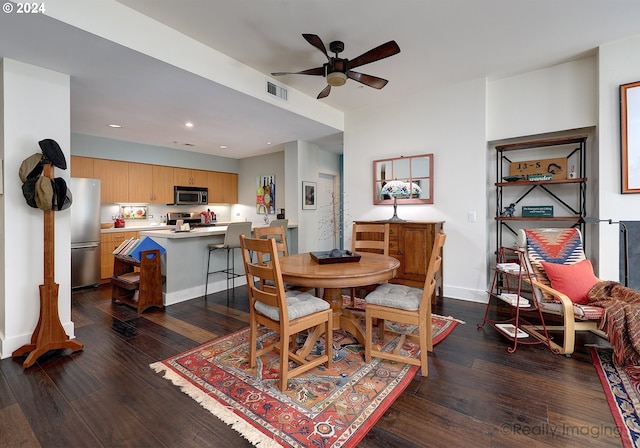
[
  {"left": 348, "top": 71, "right": 389, "bottom": 89},
  {"left": 302, "top": 34, "right": 329, "bottom": 60},
  {"left": 271, "top": 67, "right": 325, "bottom": 76},
  {"left": 348, "top": 40, "right": 401, "bottom": 70},
  {"left": 317, "top": 85, "right": 331, "bottom": 99}
]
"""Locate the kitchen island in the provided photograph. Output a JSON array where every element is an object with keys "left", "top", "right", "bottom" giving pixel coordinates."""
[{"left": 139, "top": 224, "right": 297, "bottom": 305}]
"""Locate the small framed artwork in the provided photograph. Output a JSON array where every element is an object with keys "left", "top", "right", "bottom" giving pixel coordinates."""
[
  {"left": 302, "top": 181, "right": 316, "bottom": 210},
  {"left": 621, "top": 80, "right": 640, "bottom": 193}
]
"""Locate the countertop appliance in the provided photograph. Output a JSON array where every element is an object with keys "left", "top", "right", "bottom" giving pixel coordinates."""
[
  {"left": 173, "top": 186, "right": 208, "bottom": 205},
  {"left": 71, "top": 178, "right": 101, "bottom": 289},
  {"left": 166, "top": 212, "right": 217, "bottom": 227}
]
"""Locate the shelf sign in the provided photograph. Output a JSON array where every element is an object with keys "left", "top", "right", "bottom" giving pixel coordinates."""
[
  {"left": 509, "top": 157, "right": 567, "bottom": 179},
  {"left": 521, "top": 206, "right": 554, "bottom": 217}
]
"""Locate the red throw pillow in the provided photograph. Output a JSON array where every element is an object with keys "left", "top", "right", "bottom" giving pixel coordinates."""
[{"left": 540, "top": 260, "right": 598, "bottom": 304}]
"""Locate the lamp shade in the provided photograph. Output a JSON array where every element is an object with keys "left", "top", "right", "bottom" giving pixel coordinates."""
[{"left": 381, "top": 180, "right": 422, "bottom": 198}]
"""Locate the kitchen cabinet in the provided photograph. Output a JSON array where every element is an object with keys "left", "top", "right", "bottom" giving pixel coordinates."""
[
  {"left": 174, "top": 167, "right": 208, "bottom": 188},
  {"left": 70, "top": 156, "right": 94, "bottom": 178},
  {"left": 101, "top": 231, "right": 139, "bottom": 280},
  {"left": 128, "top": 162, "right": 153, "bottom": 203},
  {"left": 208, "top": 171, "right": 238, "bottom": 204},
  {"left": 152, "top": 165, "right": 175, "bottom": 203},
  {"left": 354, "top": 220, "right": 445, "bottom": 302},
  {"left": 94, "top": 159, "right": 129, "bottom": 203},
  {"left": 70, "top": 156, "right": 237, "bottom": 204}
]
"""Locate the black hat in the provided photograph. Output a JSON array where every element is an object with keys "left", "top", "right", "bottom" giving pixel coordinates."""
[
  {"left": 38, "top": 138, "right": 67, "bottom": 170},
  {"left": 22, "top": 177, "right": 38, "bottom": 208},
  {"left": 52, "top": 177, "right": 72, "bottom": 211}
]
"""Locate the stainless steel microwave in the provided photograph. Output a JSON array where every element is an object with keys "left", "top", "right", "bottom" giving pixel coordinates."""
[{"left": 174, "top": 186, "right": 208, "bottom": 205}]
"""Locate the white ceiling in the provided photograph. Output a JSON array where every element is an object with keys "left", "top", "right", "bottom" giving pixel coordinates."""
[{"left": 3, "top": 0, "right": 640, "bottom": 159}]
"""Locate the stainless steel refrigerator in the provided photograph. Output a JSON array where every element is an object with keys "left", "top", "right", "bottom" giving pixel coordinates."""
[{"left": 70, "top": 178, "right": 101, "bottom": 288}]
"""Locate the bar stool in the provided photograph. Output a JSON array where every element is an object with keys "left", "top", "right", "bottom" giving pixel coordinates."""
[{"left": 205, "top": 221, "right": 252, "bottom": 303}]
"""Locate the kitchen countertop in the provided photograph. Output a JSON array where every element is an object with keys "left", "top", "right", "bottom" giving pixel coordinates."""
[
  {"left": 139, "top": 223, "right": 297, "bottom": 239},
  {"left": 101, "top": 222, "right": 233, "bottom": 233}
]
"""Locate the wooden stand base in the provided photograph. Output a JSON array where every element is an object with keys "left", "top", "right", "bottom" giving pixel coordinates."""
[{"left": 12, "top": 283, "right": 83, "bottom": 368}]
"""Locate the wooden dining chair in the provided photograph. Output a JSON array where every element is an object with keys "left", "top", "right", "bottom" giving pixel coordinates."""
[
  {"left": 364, "top": 231, "right": 446, "bottom": 377},
  {"left": 240, "top": 235, "right": 333, "bottom": 391},
  {"left": 253, "top": 225, "right": 289, "bottom": 257},
  {"left": 349, "top": 222, "right": 390, "bottom": 305}
]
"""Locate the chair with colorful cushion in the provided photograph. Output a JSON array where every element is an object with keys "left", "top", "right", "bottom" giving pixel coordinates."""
[
  {"left": 364, "top": 231, "right": 446, "bottom": 377},
  {"left": 240, "top": 235, "right": 333, "bottom": 391},
  {"left": 517, "top": 228, "right": 606, "bottom": 355}
]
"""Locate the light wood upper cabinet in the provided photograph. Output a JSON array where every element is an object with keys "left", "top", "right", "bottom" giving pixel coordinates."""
[
  {"left": 71, "top": 156, "right": 236, "bottom": 204},
  {"left": 219, "top": 172, "right": 238, "bottom": 203},
  {"left": 94, "top": 159, "right": 129, "bottom": 203},
  {"left": 152, "top": 165, "right": 174, "bottom": 203},
  {"left": 207, "top": 171, "right": 238, "bottom": 204},
  {"left": 70, "top": 156, "right": 94, "bottom": 178},
  {"left": 174, "top": 168, "right": 208, "bottom": 188},
  {"left": 128, "top": 162, "right": 153, "bottom": 203}
]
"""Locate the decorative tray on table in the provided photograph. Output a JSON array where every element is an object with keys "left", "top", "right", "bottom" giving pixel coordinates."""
[{"left": 310, "top": 249, "right": 362, "bottom": 264}]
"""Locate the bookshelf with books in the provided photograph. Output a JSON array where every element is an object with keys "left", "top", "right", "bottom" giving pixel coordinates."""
[
  {"left": 478, "top": 246, "right": 557, "bottom": 353},
  {"left": 111, "top": 237, "right": 165, "bottom": 313}
]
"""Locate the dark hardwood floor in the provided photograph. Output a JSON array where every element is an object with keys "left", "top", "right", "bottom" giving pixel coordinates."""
[{"left": 0, "top": 284, "right": 622, "bottom": 447}]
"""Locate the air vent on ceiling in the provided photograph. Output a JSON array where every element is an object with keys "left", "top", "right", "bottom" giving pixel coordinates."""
[{"left": 266, "top": 80, "right": 288, "bottom": 101}]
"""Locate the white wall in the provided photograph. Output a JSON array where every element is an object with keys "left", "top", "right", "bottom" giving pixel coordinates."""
[
  {"left": 237, "top": 151, "right": 286, "bottom": 224},
  {"left": 598, "top": 35, "right": 640, "bottom": 281},
  {"left": 487, "top": 57, "right": 598, "bottom": 141},
  {"left": 344, "top": 78, "right": 489, "bottom": 302},
  {"left": 285, "top": 140, "right": 341, "bottom": 254},
  {"left": 1, "top": 59, "right": 74, "bottom": 359}
]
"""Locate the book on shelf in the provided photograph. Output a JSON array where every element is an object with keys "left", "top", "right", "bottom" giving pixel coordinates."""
[
  {"left": 495, "top": 323, "right": 528, "bottom": 339},
  {"left": 498, "top": 293, "right": 530, "bottom": 307},
  {"left": 112, "top": 237, "right": 135, "bottom": 255},
  {"left": 496, "top": 262, "right": 523, "bottom": 274}
]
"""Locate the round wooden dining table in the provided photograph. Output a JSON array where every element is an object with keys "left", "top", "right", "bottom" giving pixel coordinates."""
[{"left": 278, "top": 252, "right": 400, "bottom": 355}]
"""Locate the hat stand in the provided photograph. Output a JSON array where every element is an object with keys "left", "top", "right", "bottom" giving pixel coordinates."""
[{"left": 12, "top": 163, "right": 83, "bottom": 367}]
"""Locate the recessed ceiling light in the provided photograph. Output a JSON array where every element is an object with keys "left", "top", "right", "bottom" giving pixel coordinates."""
[
  {"left": 266, "top": 141, "right": 272, "bottom": 145},
  {"left": 108, "top": 124, "right": 122, "bottom": 128},
  {"left": 185, "top": 122, "right": 194, "bottom": 128},
  {"left": 219, "top": 145, "right": 228, "bottom": 149}
]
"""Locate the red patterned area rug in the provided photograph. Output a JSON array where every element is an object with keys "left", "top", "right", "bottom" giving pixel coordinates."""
[
  {"left": 591, "top": 347, "right": 640, "bottom": 447},
  {"left": 151, "top": 314, "right": 461, "bottom": 447}
]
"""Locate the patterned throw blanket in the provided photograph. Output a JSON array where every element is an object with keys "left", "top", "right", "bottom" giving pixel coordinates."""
[{"left": 588, "top": 281, "right": 640, "bottom": 369}]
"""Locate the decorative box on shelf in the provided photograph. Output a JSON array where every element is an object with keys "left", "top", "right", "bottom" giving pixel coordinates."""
[{"left": 521, "top": 206, "right": 553, "bottom": 217}]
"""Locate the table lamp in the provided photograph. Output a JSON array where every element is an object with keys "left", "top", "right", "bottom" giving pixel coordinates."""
[{"left": 380, "top": 180, "right": 422, "bottom": 222}]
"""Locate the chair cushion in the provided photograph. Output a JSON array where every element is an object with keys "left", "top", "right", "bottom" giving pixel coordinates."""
[
  {"left": 540, "top": 301, "right": 604, "bottom": 320},
  {"left": 365, "top": 283, "right": 423, "bottom": 311},
  {"left": 254, "top": 290, "right": 329, "bottom": 321},
  {"left": 541, "top": 259, "right": 599, "bottom": 304},
  {"left": 521, "top": 228, "right": 586, "bottom": 302}
]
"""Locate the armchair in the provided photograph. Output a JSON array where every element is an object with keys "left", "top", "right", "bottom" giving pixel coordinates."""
[{"left": 517, "top": 228, "right": 606, "bottom": 355}]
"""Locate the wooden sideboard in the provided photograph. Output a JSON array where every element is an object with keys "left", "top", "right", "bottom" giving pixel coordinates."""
[{"left": 354, "top": 221, "right": 445, "bottom": 301}]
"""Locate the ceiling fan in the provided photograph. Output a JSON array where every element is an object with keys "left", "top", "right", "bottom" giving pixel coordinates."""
[{"left": 271, "top": 34, "right": 401, "bottom": 99}]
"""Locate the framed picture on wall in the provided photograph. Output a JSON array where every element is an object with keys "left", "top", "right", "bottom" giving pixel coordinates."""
[
  {"left": 620, "top": 80, "right": 640, "bottom": 193},
  {"left": 302, "top": 181, "right": 316, "bottom": 210}
]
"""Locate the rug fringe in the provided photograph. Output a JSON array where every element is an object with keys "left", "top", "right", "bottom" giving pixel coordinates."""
[
  {"left": 150, "top": 362, "right": 283, "bottom": 448},
  {"left": 434, "top": 313, "right": 466, "bottom": 324}
]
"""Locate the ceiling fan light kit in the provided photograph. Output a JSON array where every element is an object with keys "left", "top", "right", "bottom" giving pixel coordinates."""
[
  {"left": 327, "top": 71, "right": 347, "bottom": 87},
  {"left": 271, "top": 33, "right": 400, "bottom": 99}
]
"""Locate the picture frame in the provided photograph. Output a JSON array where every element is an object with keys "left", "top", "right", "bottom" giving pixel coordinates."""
[
  {"left": 620, "top": 80, "right": 640, "bottom": 193},
  {"left": 373, "top": 154, "right": 434, "bottom": 205},
  {"left": 302, "top": 181, "right": 316, "bottom": 210}
]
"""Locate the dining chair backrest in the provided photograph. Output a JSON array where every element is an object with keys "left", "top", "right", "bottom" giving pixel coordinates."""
[
  {"left": 224, "top": 221, "right": 253, "bottom": 249},
  {"left": 240, "top": 235, "right": 288, "bottom": 321},
  {"left": 419, "top": 232, "right": 446, "bottom": 312},
  {"left": 253, "top": 225, "right": 289, "bottom": 257},
  {"left": 351, "top": 222, "right": 389, "bottom": 255}
]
